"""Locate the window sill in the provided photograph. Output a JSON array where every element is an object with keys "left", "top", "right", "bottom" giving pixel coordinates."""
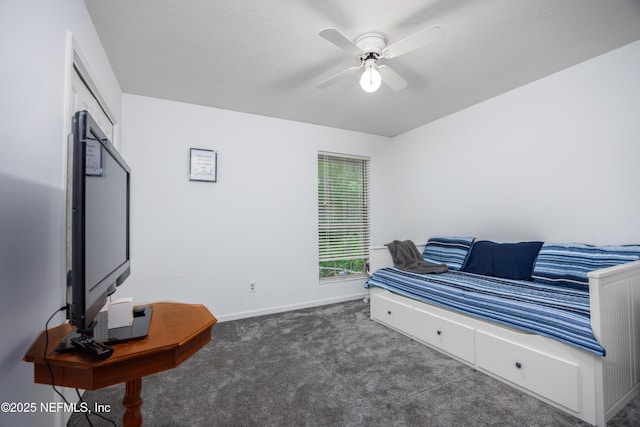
[{"left": 319, "top": 274, "right": 368, "bottom": 285}]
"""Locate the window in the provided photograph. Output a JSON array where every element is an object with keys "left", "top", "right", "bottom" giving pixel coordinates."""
[{"left": 318, "top": 152, "right": 370, "bottom": 280}]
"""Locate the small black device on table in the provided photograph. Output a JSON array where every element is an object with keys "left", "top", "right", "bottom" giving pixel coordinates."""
[{"left": 70, "top": 335, "right": 114, "bottom": 360}]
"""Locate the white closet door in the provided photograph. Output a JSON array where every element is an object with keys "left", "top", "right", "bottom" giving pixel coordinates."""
[{"left": 71, "top": 67, "right": 114, "bottom": 141}]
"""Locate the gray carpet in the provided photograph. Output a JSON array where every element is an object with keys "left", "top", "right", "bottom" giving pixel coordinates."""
[{"left": 69, "top": 299, "right": 640, "bottom": 426}]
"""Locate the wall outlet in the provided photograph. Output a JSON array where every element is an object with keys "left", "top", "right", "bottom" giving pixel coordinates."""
[{"left": 249, "top": 281, "right": 256, "bottom": 293}]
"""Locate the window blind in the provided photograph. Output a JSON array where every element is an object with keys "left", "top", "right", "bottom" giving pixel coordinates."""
[{"left": 318, "top": 153, "right": 370, "bottom": 270}]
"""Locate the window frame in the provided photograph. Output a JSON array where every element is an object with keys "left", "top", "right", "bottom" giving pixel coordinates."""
[{"left": 317, "top": 152, "right": 370, "bottom": 282}]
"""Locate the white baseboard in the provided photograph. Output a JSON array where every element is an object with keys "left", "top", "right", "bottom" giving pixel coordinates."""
[{"left": 215, "top": 292, "right": 368, "bottom": 322}]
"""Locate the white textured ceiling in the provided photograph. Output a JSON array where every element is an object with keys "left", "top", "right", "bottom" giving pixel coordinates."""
[{"left": 84, "top": 0, "right": 640, "bottom": 137}]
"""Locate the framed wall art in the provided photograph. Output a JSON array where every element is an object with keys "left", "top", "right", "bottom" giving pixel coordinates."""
[{"left": 189, "top": 148, "right": 217, "bottom": 182}]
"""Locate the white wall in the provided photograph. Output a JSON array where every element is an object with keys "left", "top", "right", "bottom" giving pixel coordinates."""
[
  {"left": 119, "top": 94, "right": 390, "bottom": 321},
  {"left": 117, "top": 40, "right": 640, "bottom": 324},
  {"left": 0, "top": 1, "right": 121, "bottom": 426},
  {"left": 388, "top": 40, "right": 640, "bottom": 246}
]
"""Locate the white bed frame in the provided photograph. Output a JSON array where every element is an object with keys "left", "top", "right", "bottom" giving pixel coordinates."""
[{"left": 368, "top": 245, "right": 640, "bottom": 426}]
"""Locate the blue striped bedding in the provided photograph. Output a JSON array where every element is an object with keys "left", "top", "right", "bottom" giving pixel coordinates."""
[
  {"left": 365, "top": 268, "right": 605, "bottom": 356},
  {"left": 532, "top": 243, "right": 640, "bottom": 291}
]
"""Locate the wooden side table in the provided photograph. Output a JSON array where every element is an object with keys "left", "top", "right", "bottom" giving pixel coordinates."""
[{"left": 24, "top": 302, "right": 217, "bottom": 427}]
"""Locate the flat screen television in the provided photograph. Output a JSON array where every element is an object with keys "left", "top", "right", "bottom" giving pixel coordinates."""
[{"left": 66, "top": 110, "right": 131, "bottom": 334}]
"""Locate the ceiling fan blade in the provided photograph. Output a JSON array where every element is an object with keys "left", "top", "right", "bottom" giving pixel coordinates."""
[
  {"left": 319, "top": 28, "right": 362, "bottom": 56},
  {"left": 378, "top": 65, "right": 408, "bottom": 91},
  {"left": 315, "top": 64, "right": 362, "bottom": 89},
  {"left": 382, "top": 25, "right": 444, "bottom": 59}
]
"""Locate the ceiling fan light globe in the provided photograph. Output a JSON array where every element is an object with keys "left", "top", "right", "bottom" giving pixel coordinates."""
[{"left": 360, "top": 66, "right": 382, "bottom": 93}]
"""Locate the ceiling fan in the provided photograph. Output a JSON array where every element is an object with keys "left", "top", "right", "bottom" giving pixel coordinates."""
[{"left": 316, "top": 25, "right": 444, "bottom": 93}]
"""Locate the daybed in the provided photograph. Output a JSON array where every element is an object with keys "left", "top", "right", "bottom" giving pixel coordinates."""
[{"left": 365, "top": 237, "right": 640, "bottom": 426}]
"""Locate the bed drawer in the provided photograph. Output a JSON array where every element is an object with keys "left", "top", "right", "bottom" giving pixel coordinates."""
[
  {"left": 370, "top": 291, "right": 414, "bottom": 334},
  {"left": 476, "top": 330, "right": 580, "bottom": 412},
  {"left": 413, "top": 306, "right": 475, "bottom": 363}
]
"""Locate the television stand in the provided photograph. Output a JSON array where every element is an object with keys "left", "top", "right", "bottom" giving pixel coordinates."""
[
  {"left": 56, "top": 305, "right": 153, "bottom": 353},
  {"left": 24, "top": 302, "right": 216, "bottom": 427}
]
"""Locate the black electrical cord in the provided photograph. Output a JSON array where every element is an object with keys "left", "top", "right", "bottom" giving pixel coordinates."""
[
  {"left": 75, "top": 388, "right": 116, "bottom": 426},
  {"left": 43, "top": 306, "right": 116, "bottom": 426},
  {"left": 76, "top": 387, "right": 94, "bottom": 427},
  {"left": 43, "top": 306, "right": 69, "bottom": 405}
]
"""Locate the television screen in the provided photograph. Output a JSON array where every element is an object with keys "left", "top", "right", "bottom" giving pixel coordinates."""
[{"left": 68, "top": 110, "right": 130, "bottom": 333}]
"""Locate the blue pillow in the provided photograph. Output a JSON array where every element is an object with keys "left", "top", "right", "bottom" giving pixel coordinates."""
[
  {"left": 422, "top": 237, "right": 475, "bottom": 271},
  {"left": 462, "top": 241, "right": 543, "bottom": 280},
  {"left": 532, "top": 243, "right": 640, "bottom": 290}
]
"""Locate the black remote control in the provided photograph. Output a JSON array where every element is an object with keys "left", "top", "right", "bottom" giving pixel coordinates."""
[{"left": 70, "top": 335, "right": 114, "bottom": 360}]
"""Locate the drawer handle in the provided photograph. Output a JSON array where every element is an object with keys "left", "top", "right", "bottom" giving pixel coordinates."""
[
  {"left": 436, "top": 330, "right": 442, "bottom": 336},
  {"left": 515, "top": 362, "right": 522, "bottom": 369}
]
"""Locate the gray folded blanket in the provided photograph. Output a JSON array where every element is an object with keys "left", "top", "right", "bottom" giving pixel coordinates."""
[{"left": 385, "top": 240, "right": 448, "bottom": 274}]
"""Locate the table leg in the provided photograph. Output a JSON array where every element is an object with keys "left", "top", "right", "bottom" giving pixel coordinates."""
[{"left": 122, "top": 377, "right": 143, "bottom": 427}]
